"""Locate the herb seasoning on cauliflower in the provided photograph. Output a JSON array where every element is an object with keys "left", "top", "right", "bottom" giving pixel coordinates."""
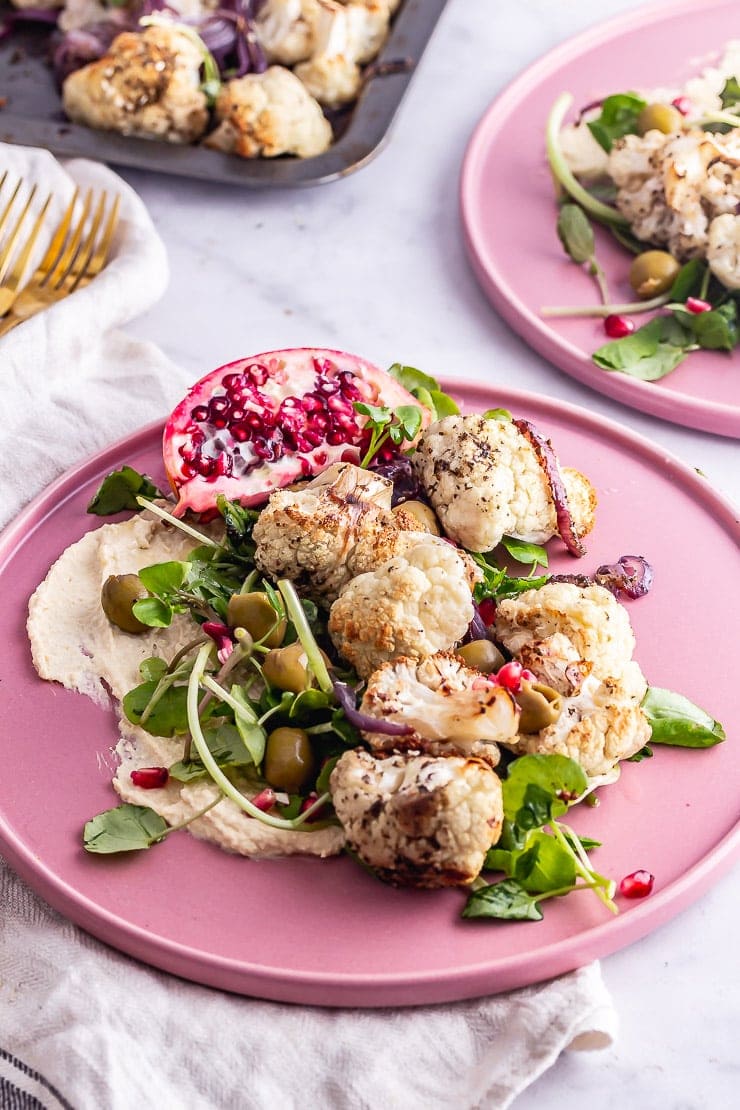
[
  {"left": 412, "top": 414, "right": 596, "bottom": 554},
  {"left": 330, "top": 749, "right": 504, "bottom": 888}
]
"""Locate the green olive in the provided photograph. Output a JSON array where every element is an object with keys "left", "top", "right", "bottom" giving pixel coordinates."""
[
  {"left": 629, "top": 250, "right": 681, "bottom": 299},
  {"left": 226, "top": 592, "right": 286, "bottom": 647},
  {"left": 636, "top": 102, "right": 684, "bottom": 136},
  {"left": 515, "top": 680, "right": 563, "bottom": 734},
  {"left": 262, "top": 642, "right": 331, "bottom": 693},
  {"left": 457, "top": 639, "right": 505, "bottom": 674},
  {"left": 393, "top": 500, "right": 441, "bottom": 535},
  {"left": 100, "top": 574, "right": 149, "bottom": 634},
  {"left": 264, "top": 727, "right": 315, "bottom": 793}
]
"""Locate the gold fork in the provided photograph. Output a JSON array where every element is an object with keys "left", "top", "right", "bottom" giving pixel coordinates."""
[
  {"left": 0, "top": 188, "right": 120, "bottom": 338},
  {"left": 0, "top": 178, "right": 54, "bottom": 316}
]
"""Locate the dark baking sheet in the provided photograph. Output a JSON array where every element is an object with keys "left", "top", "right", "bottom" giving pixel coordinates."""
[{"left": 0, "top": 0, "right": 447, "bottom": 186}]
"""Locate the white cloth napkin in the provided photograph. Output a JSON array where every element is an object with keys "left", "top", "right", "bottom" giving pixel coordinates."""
[{"left": 0, "top": 143, "right": 617, "bottom": 1110}]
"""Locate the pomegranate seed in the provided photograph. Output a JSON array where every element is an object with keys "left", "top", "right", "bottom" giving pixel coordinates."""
[
  {"left": 179, "top": 443, "right": 200, "bottom": 463},
  {"left": 231, "top": 424, "right": 251, "bottom": 442},
  {"left": 190, "top": 405, "right": 209, "bottom": 422},
  {"left": 300, "top": 457, "right": 312, "bottom": 475},
  {"left": 495, "top": 660, "right": 524, "bottom": 690},
  {"left": 131, "top": 767, "right": 169, "bottom": 789},
  {"left": 341, "top": 448, "right": 358, "bottom": 463},
  {"left": 478, "top": 598, "right": 497, "bottom": 625},
  {"left": 671, "top": 96, "right": 692, "bottom": 116},
  {"left": 604, "top": 314, "right": 635, "bottom": 339},
  {"left": 300, "top": 792, "right": 324, "bottom": 821},
  {"left": 247, "top": 363, "right": 268, "bottom": 385},
  {"left": 212, "top": 416, "right": 228, "bottom": 430},
  {"left": 326, "top": 430, "right": 345, "bottom": 446},
  {"left": 618, "top": 870, "right": 654, "bottom": 898},
  {"left": 250, "top": 788, "right": 276, "bottom": 812},
  {"left": 209, "top": 397, "right": 230, "bottom": 416},
  {"left": 195, "top": 456, "right": 216, "bottom": 477},
  {"left": 686, "top": 297, "right": 712, "bottom": 314}
]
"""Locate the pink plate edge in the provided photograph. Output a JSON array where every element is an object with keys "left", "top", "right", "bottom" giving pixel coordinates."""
[
  {"left": 0, "top": 387, "right": 739, "bottom": 1007},
  {"left": 459, "top": 0, "right": 740, "bottom": 440}
]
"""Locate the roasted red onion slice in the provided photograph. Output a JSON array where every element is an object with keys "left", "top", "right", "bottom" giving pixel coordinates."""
[
  {"left": 512, "top": 417, "right": 585, "bottom": 557},
  {"left": 463, "top": 603, "right": 490, "bottom": 644},
  {"left": 369, "top": 454, "right": 422, "bottom": 506},
  {"left": 551, "top": 555, "right": 654, "bottom": 599},
  {"left": 332, "top": 680, "right": 413, "bottom": 736}
]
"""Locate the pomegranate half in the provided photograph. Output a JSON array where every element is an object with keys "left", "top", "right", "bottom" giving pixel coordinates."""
[{"left": 163, "top": 348, "right": 431, "bottom": 516}]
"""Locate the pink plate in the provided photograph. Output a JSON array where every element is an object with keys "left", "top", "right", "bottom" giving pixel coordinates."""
[
  {"left": 461, "top": 0, "right": 740, "bottom": 438},
  {"left": 0, "top": 382, "right": 738, "bottom": 1007}
]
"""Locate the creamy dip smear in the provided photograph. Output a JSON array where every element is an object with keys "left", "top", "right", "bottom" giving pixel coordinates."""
[{"left": 28, "top": 513, "right": 344, "bottom": 859}]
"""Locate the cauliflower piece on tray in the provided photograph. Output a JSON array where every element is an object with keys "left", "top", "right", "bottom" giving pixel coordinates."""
[
  {"left": 253, "top": 463, "right": 417, "bottom": 606},
  {"left": 255, "top": 0, "right": 320, "bottom": 66},
  {"left": 330, "top": 749, "right": 504, "bottom": 888},
  {"left": 62, "top": 25, "right": 210, "bottom": 143},
  {"left": 205, "top": 66, "right": 332, "bottom": 159},
  {"left": 412, "top": 414, "right": 595, "bottom": 554},
  {"left": 359, "top": 651, "right": 519, "bottom": 765},
  {"left": 328, "top": 539, "right": 476, "bottom": 677},
  {"left": 608, "top": 128, "right": 740, "bottom": 263},
  {"left": 294, "top": 0, "right": 365, "bottom": 108}
]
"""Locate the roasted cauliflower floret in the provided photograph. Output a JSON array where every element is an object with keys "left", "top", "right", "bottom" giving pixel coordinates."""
[
  {"left": 328, "top": 540, "right": 476, "bottom": 677},
  {"left": 205, "top": 66, "right": 332, "bottom": 158},
  {"left": 707, "top": 212, "right": 740, "bottom": 289},
  {"left": 514, "top": 631, "right": 592, "bottom": 697},
  {"left": 504, "top": 674, "right": 651, "bottom": 776},
  {"left": 253, "top": 463, "right": 417, "bottom": 606},
  {"left": 359, "top": 651, "right": 520, "bottom": 764},
  {"left": 494, "top": 582, "right": 638, "bottom": 684},
  {"left": 608, "top": 128, "right": 740, "bottom": 261},
  {"left": 330, "top": 749, "right": 504, "bottom": 888},
  {"left": 295, "top": 0, "right": 389, "bottom": 107},
  {"left": 411, "top": 414, "right": 596, "bottom": 553},
  {"left": 255, "top": 0, "right": 320, "bottom": 66},
  {"left": 61, "top": 25, "right": 209, "bottom": 143}
]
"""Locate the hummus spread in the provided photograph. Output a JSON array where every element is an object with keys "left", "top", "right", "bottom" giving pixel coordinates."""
[{"left": 28, "top": 513, "right": 345, "bottom": 860}]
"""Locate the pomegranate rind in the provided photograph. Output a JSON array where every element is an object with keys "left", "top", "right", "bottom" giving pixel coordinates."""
[{"left": 163, "top": 348, "right": 431, "bottom": 516}]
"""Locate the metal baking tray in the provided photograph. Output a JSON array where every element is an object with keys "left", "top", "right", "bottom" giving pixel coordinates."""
[{"left": 0, "top": 0, "right": 448, "bottom": 186}]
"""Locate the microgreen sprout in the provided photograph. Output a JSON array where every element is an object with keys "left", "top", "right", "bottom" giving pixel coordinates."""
[
  {"left": 277, "top": 579, "right": 334, "bottom": 695},
  {"left": 136, "top": 496, "right": 220, "bottom": 548},
  {"left": 557, "top": 204, "right": 611, "bottom": 304},
  {"left": 546, "top": 93, "right": 629, "bottom": 227},
  {"left": 354, "top": 402, "right": 423, "bottom": 467}
]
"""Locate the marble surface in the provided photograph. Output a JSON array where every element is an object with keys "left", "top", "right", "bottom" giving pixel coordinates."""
[{"left": 116, "top": 0, "right": 739, "bottom": 1105}]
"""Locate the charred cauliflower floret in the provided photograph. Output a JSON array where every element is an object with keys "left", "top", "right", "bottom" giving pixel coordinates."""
[
  {"left": 330, "top": 749, "right": 504, "bottom": 888},
  {"left": 255, "top": 0, "right": 320, "bottom": 66},
  {"left": 359, "top": 652, "right": 519, "bottom": 765},
  {"left": 608, "top": 128, "right": 740, "bottom": 264},
  {"left": 514, "top": 631, "right": 592, "bottom": 697},
  {"left": 205, "top": 66, "right": 332, "bottom": 158},
  {"left": 253, "top": 463, "right": 417, "bottom": 606},
  {"left": 494, "top": 582, "right": 639, "bottom": 684},
  {"left": 62, "top": 25, "right": 209, "bottom": 143},
  {"left": 412, "top": 414, "right": 596, "bottom": 554},
  {"left": 294, "top": 0, "right": 389, "bottom": 107},
  {"left": 505, "top": 674, "right": 651, "bottom": 777},
  {"left": 706, "top": 212, "right": 740, "bottom": 289},
  {"left": 328, "top": 540, "right": 476, "bottom": 677}
]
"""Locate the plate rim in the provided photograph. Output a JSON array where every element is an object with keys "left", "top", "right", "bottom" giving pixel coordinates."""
[
  {"left": 1, "top": 380, "right": 738, "bottom": 1007},
  {"left": 459, "top": 0, "right": 740, "bottom": 439}
]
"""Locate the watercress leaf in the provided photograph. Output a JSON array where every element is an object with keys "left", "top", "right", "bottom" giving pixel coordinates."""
[
  {"left": 557, "top": 204, "right": 594, "bottom": 264},
  {"left": 330, "top": 708, "right": 361, "bottom": 746},
  {"left": 501, "top": 536, "right": 549, "bottom": 569},
  {"left": 139, "top": 657, "right": 168, "bottom": 683},
  {"left": 394, "top": 405, "right": 423, "bottom": 441},
  {"left": 229, "top": 687, "right": 266, "bottom": 766},
  {"left": 277, "top": 794, "right": 303, "bottom": 820},
  {"left": 627, "top": 744, "right": 653, "bottom": 763},
  {"left": 669, "top": 258, "right": 706, "bottom": 302},
  {"left": 83, "top": 804, "right": 168, "bottom": 854},
  {"left": 642, "top": 687, "right": 726, "bottom": 748},
  {"left": 483, "top": 408, "right": 512, "bottom": 422},
  {"left": 586, "top": 92, "right": 646, "bottom": 152},
  {"left": 428, "top": 389, "right": 460, "bottom": 418},
  {"left": 168, "top": 758, "right": 209, "bottom": 783},
  {"left": 565, "top": 833, "right": 601, "bottom": 852},
  {"left": 484, "top": 847, "right": 514, "bottom": 873},
  {"left": 503, "top": 754, "right": 588, "bottom": 825},
  {"left": 316, "top": 754, "right": 340, "bottom": 794},
  {"left": 137, "top": 560, "right": 189, "bottom": 597},
  {"left": 514, "top": 782, "right": 557, "bottom": 829},
  {"left": 354, "top": 402, "right": 392, "bottom": 426},
  {"left": 87, "top": 466, "right": 164, "bottom": 516},
  {"left": 462, "top": 878, "right": 544, "bottom": 921},
  {"left": 131, "top": 597, "right": 173, "bottom": 628},
  {"left": 688, "top": 302, "right": 738, "bottom": 351},
  {"left": 123, "top": 680, "right": 190, "bottom": 736},
  {"left": 720, "top": 75, "right": 740, "bottom": 109},
  {"left": 289, "top": 688, "right": 333, "bottom": 719},
  {"left": 387, "top": 363, "right": 440, "bottom": 394},
  {"left": 593, "top": 316, "right": 690, "bottom": 381},
  {"left": 513, "top": 830, "right": 577, "bottom": 893}
]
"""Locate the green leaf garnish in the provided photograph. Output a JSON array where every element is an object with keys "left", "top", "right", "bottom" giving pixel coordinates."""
[
  {"left": 720, "top": 76, "right": 740, "bottom": 110},
  {"left": 593, "top": 316, "right": 691, "bottom": 380},
  {"left": 83, "top": 804, "right": 168, "bottom": 854},
  {"left": 123, "top": 680, "right": 190, "bottom": 736},
  {"left": 586, "top": 92, "right": 647, "bottom": 152},
  {"left": 483, "top": 408, "right": 512, "bottom": 422},
  {"left": 87, "top": 466, "right": 164, "bottom": 515},
  {"left": 387, "top": 363, "right": 459, "bottom": 421},
  {"left": 642, "top": 687, "right": 726, "bottom": 748},
  {"left": 462, "top": 878, "right": 544, "bottom": 921},
  {"left": 501, "top": 536, "right": 548, "bottom": 569},
  {"left": 503, "top": 754, "right": 588, "bottom": 826},
  {"left": 137, "top": 561, "right": 189, "bottom": 596},
  {"left": 557, "top": 203, "right": 595, "bottom": 264}
]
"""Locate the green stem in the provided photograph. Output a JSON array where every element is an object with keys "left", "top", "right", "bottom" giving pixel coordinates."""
[
  {"left": 541, "top": 292, "right": 670, "bottom": 318},
  {"left": 277, "top": 579, "right": 335, "bottom": 695},
  {"left": 546, "top": 93, "right": 629, "bottom": 227},
  {"left": 698, "top": 111, "right": 740, "bottom": 128},
  {"left": 550, "top": 821, "right": 618, "bottom": 914},
  {"left": 137, "top": 496, "right": 220, "bottom": 548},
  {"left": 699, "top": 265, "right": 711, "bottom": 301},
  {"left": 162, "top": 795, "right": 223, "bottom": 836},
  {"left": 590, "top": 258, "right": 611, "bottom": 305},
  {"left": 139, "top": 665, "right": 191, "bottom": 728},
  {"left": 202, "top": 674, "right": 258, "bottom": 722},
  {"left": 359, "top": 428, "right": 391, "bottom": 469},
  {"left": 187, "top": 644, "right": 326, "bottom": 831}
]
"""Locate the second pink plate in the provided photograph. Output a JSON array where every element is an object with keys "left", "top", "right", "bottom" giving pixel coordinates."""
[
  {"left": 461, "top": 0, "right": 740, "bottom": 438},
  {"left": 0, "top": 383, "right": 738, "bottom": 1006}
]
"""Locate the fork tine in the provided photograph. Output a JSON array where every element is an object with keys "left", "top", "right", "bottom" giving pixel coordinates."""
[
  {"left": 45, "top": 188, "right": 92, "bottom": 291},
  {"left": 0, "top": 185, "right": 38, "bottom": 285},
  {"left": 64, "top": 190, "right": 107, "bottom": 293},
  {"left": 1, "top": 192, "right": 53, "bottom": 296},
  {"left": 33, "top": 187, "right": 79, "bottom": 282},
  {"left": 71, "top": 193, "right": 120, "bottom": 291},
  {"left": 0, "top": 178, "right": 22, "bottom": 242}
]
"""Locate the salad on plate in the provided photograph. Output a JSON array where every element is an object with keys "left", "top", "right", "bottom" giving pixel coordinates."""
[
  {"left": 544, "top": 40, "right": 740, "bottom": 382},
  {"left": 27, "top": 348, "right": 726, "bottom": 924}
]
